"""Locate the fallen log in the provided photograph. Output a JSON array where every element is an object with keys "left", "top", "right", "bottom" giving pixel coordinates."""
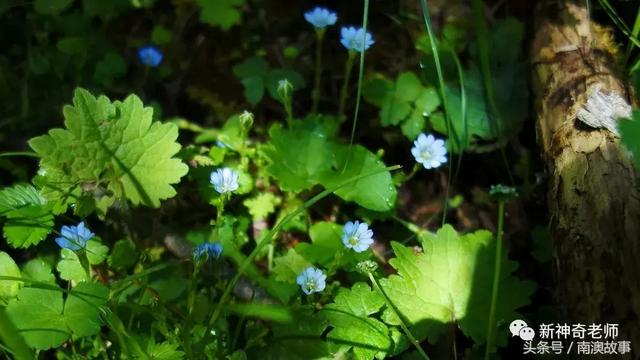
[{"left": 531, "top": 0, "right": 640, "bottom": 354}]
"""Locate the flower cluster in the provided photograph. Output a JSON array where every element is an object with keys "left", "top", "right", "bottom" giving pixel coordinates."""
[
  {"left": 411, "top": 133, "right": 448, "bottom": 170},
  {"left": 210, "top": 167, "right": 239, "bottom": 194},
  {"left": 303, "top": 6, "right": 374, "bottom": 52},
  {"left": 55, "top": 222, "right": 95, "bottom": 251}
]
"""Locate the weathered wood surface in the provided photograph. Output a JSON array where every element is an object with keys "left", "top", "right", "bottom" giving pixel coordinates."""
[{"left": 531, "top": 1, "right": 640, "bottom": 355}]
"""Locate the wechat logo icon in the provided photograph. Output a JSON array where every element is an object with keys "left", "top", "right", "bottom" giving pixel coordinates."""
[{"left": 510, "top": 319, "right": 536, "bottom": 341}]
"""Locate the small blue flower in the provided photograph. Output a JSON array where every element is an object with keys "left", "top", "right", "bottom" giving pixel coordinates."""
[
  {"left": 411, "top": 133, "right": 448, "bottom": 170},
  {"left": 340, "top": 26, "right": 374, "bottom": 52},
  {"left": 341, "top": 220, "right": 374, "bottom": 253},
  {"left": 138, "top": 45, "right": 163, "bottom": 67},
  {"left": 304, "top": 7, "right": 337, "bottom": 29},
  {"left": 193, "top": 242, "right": 223, "bottom": 262},
  {"left": 210, "top": 168, "right": 239, "bottom": 194},
  {"left": 296, "top": 267, "right": 327, "bottom": 295},
  {"left": 55, "top": 222, "right": 95, "bottom": 251}
]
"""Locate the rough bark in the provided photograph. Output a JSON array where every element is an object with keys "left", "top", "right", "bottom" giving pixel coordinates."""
[{"left": 531, "top": 1, "right": 640, "bottom": 356}]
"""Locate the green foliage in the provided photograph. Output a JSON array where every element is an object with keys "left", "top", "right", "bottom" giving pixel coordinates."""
[
  {"left": 380, "top": 225, "right": 535, "bottom": 345},
  {"left": 197, "top": 0, "right": 244, "bottom": 30},
  {"left": 620, "top": 111, "right": 640, "bottom": 169},
  {"left": 233, "top": 57, "right": 306, "bottom": 105},
  {"left": 0, "top": 184, "right": 54, "bottom": 248},
  {"left": 321, "top": 282, "right": 395, "bottom": 360},
  {"left": 5, "top": 281, "right": 108, "bottom": 350},
  {"left": 264, "top": 124, "right": 397, "bottom": 211},
  {"left": 33, "top": 0, "right": 74, "bottom": 15},
  {"left": 272, "top": 249, "right": 310, "bottom": 283},
  {"left": 0, "top": 252, "right": 21, "bottom": 302},
  {"left": 29, "top": 88, "right": 188, "bottom": 208},
  {"left": 243, "top": 193, "right": 281, "bottom": 220},
  {"left": 363, "top": 72, "right": 441, "bottom": 139}
]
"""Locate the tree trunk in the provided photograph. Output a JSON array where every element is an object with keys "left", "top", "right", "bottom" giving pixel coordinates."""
[{"left": 531, "top": 1, "right": 640, "bottom": 356}]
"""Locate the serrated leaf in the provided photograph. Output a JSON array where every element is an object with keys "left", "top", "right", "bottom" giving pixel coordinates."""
[
  {"left": 272, "top": 249, "right": 310, "bottom": 284},
  {"left": 0, "top": 184, "right": 53, "bottom": 248},
  {"left": 380, "top": 225, "right": 535, "bottom": 346},
  {"left": 86, "top": 239, "right": 109, "bottom": 265},
  {"left": 322, "top": 283, "right": 392, "bottom": 359},
  {"left": 0, "top": 252, "right": 21, "bottom": 301},
  {"left": 57, "top": 249, "right": 88, "bottom": 282},
  {"left": 243, "top": 193, "right": 280, "bottom": 220},
  {"left": 29, "top": 88, "right": 188, "bottom": 208},
  {"left": 146, "top": 341, "right": 185, "bottom": 360},
  {"left": 22, "top": 258, "right": 56, "bottom": 284}
]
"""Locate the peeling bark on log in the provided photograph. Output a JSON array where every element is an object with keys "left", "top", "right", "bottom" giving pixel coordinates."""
[{"left": 532, "top": 1, "right": 640, "bottom": 355}]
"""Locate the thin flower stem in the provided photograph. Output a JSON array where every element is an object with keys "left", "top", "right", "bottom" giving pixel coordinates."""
[
  {"left": 183, "top": 267, "right": 199, "bottom": 358},
  {"left": 197, "top": 165, "right": 401, "bottom": 352},
  {"left": 311, "top": 29, "right": 325, "bottom": 114},
  {"left": 338, "top": 52, "right": 356, "bottom": 116},
  {"left": 367, "top": 272, "right": 430, "bottom": 360},
  {"left": 484, "top": 199, "right": 505, "bottom": 359},
  {"left": 348, "top": 0, "right": 370, "bottom": 145}
]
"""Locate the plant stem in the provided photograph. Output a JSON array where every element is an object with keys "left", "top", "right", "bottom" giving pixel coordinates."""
[
  {"left": 484, "top": 199, "right": 505, "bottom": 360},
  {"left": 338, "top": 52, "right": 356, "bottom": 116},
  {"left": 367, "top": 272, "right": 430, "bottom": 360},
  {"left": 348, "top": 0, "right": 370, "bottom": 145},
  {"left": 197, "top": 165, "right": 401, "bottom": 351},
  {"left": 183, "top": 266, "right": 198, "bottom": 358},
  {"left": 311, "top": 29, "right": 325, "bottom": 114},
  {"left": 0, "top": 309, "right": 34, "bottom": 360}
]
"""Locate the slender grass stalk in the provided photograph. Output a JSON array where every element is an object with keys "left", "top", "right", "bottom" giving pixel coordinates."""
[
  {"left": 449, "top": 47, "right": 467, "bottom": 183},
  {"left": 471, "top": 0, "right": 515, "bottom": 185},
  {"left": 197, "top": 165, "right": 402, "bottom": 352},
  {"left": 0, "top": 151, "right": 39, "bottom": 158},
  {"left": 418, "top": 0, "right": 458, "bottom": 226},
  {"left": 625, "top": 5, "right": 640, "bottom": 64},
  {"left": 367, "top": 272, "right": 430, "bottom": 360},
  {"left": 0, "top": 309, "right": 34, "bottom": 360},
  {"left": 338, "top": 52, "right": 356, "bottom": 116},
  {"left": 484, "top": 199, "right": 505, "bottom": 360},
  {"left": 348, "top": 0, "right": 370, "bottom": 145},
  {"left": 183, "top": 266, "right": 199, "bottom": 358},
  {"left": 597, "top": 0, "right": 640, "bottom": 51},
  {"left": 312, "top": 29, "right": 326, "bottom": 113}
]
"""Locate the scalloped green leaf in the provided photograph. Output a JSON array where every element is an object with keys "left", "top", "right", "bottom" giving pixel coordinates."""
[
  {"left": 28, "top": 88, "right": 188, "bottom": 208},
  {"left": 380, "top": 225, "right": 535, "bottom": 347}
]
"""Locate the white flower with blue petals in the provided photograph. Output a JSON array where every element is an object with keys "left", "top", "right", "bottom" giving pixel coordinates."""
[
  {"left": 304, "top": 7, "right": 337, "bottom": 29},
  {"left": 210, "top": 168, "right": 239, "bottom": 194},
  {"left": 411, "top": 133, "right": 448, "bottom": 170},
  {"left": 55, "top": 222, "right": 95, "bottom": 251},
  {"left": 341, "top": 220, "right": 374, "bottom": 253},
  {"left": 340, "top": 26, "right": 374, "bottom": 52},
  {"left": 296, "top": 267, "right": 327, "bottom": 295}
]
